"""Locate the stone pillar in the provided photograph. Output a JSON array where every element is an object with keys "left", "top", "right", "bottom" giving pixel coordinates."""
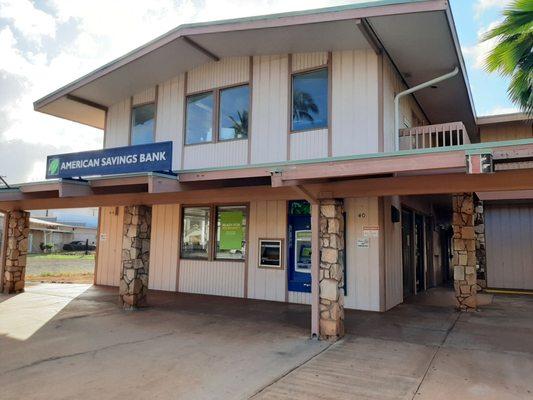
[
  {"left": 452, "top": 193, "right": 477, "bottom": 311},
  {"left": 2, "top": 211, "right": 30, "bottom": 294},
  {"left": 474, "top": 197, "right": 487, "bottom": 290},
  {"left": 119, "top": 205, "right": 151, "bottom": 309},
  {"left": 319, "top": 199, "right": 345, "bottom": 339}
]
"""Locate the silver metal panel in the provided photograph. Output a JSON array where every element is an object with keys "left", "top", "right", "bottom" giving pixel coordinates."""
[{"left": 486, "top": 204, "right": 533, "bottom": 290}]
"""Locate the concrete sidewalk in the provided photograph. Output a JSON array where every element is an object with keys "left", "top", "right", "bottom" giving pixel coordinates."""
[{"left": 1, "top": 284, "right": 532, "bottom": 399}]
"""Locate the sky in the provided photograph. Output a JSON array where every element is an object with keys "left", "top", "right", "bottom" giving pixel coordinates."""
[{"left": 0, "top": 0, "right": 518, "bottom": 185}]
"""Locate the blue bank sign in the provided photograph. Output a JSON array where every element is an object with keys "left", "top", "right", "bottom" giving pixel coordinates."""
[{"left": 46, "top": 142, "right": 173, "bottom": 179}]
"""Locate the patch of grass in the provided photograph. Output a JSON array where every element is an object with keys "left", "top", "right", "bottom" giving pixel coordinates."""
[{"left": 28, "top": 252, "right": 95, "bottom": 260}]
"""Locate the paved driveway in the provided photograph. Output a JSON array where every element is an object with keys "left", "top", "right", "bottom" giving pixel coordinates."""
[{"left": 0, "top": 284, "right": 532, "bottom": 400}]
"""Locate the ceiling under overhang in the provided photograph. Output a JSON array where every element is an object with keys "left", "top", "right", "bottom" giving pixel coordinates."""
[{"left": 34, "top": 0, "right": 477, "bottom": 138}]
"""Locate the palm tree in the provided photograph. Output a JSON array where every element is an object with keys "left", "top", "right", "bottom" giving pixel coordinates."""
[
  {"left": 483, "top": 0, "right": 532, "bottom": 115},
  {"left": 228, "top": 110, "right": 248, "bottom": 138},
  {"left": 293, "top": 91, "right": 319, "bottom": 123}
]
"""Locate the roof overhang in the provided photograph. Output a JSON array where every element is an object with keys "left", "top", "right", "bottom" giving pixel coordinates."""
[
  {"left": 477, "top": 112, "right": 530, "bottom": 125},
  {"left": 2, "top": 140, "right": 533, "bottom": 211},
  {"left": 34, "top": 0, "right": 476, "bottom": 134}
]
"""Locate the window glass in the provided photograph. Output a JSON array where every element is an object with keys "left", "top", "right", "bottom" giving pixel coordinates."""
[
  {"left": 292, "top": 68, "right": 328, "bottom": 131},
  {"left": 185, "top": 92, "right": 214, "bottom": 144},
  {"left": 216, "top": 206, "right": 247, "bottom": 260},
  {"left": 219, "top": 85, "right": 249, "bottom": 141},
  {"left": 131, "top": 103, "right": 155, "bottom": 145},
  {"left": 181, "top": 207, "right": 210, "bottom": 259}
]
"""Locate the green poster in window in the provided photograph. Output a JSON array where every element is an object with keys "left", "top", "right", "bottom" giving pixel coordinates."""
[{"left": 220, "top": 211, "right": 244, "bottom": 250}]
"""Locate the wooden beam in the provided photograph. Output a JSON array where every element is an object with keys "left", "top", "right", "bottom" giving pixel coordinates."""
[
  {"left": 310, "top": 202, "right": 320, "bottom": 339},
  {"left": 182, "top": 36, "right": 220, "bottom": 61},
  {"left": 148, "top": 175, "right": 182, "bottom": 193},
  {"left": 293, "top": 185, "right": 318, "bottom": 204},
  {"left": 355, "top": 18, "right": 382, "bottom": 55},
  {"left": 179, "top": 167, "right": 272, "bottom": 182},
  {"left": 59, "top": 181, "right": 93, "bottom": 197},
  {"left": 66, "top": 94, "right": 108, "bottom": 112}
]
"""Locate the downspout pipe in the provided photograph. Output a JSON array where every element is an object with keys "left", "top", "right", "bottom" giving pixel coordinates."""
[{"left": 394, "top": 67, "right": 459, "bottom": 151}]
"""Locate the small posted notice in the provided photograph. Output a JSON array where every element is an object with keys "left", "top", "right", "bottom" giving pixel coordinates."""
[
  {"left": 356, "top": 238, "right": 369, "bottom": 248},
  {"left": 362, "top": 226, "right": 379, "bottom": 238}
]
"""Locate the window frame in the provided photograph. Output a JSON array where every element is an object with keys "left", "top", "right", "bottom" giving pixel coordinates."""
[
  {"left": 258, "top": 238, "right": 284, "bottom": 269},
  {"left": 184, "top": 82, "right": 251, "bottom": 146},
  {"left": 180, "top": 203, "right": 249, "bottom": 262},
  {"left": 289, "top": 65, "right": 330, "bottom": 134},
  {"left": 129, "top": 101, "right": 157, "bottom": 146}
]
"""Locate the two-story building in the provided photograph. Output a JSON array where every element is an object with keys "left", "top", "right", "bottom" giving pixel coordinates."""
[{"left": 1, "top": 0, "right": 532, "bottom": 339}]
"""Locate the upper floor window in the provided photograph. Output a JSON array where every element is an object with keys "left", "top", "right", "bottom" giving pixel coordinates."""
[
  {"left": 185, "top": 84, "right": 249, "bottom": 145},
  {"left": 185, "top": 92, "right": 214, "bottom": 145},
  {"left": 131, "top": 103, "right": 155, "bottom": 145},
  {"left": 291, "top": 68, "right": 328, "bottom": 132},
  {"left": 219, "top": 85, "right": 249, "bottom": 141}
]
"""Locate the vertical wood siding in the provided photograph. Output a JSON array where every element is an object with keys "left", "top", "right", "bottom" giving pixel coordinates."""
[
  {"left": 383, "top": 55, "right": 429, "bottom": 152},
  {"left": 289, "top": 129, "right": 328, "bottom": 160},
  {"left": 247, "top": 200, "right": 287, "bottom": 302},
  {"left": 178, "top": 259, "right": 245, "bottom": 298},
  {"left": 480, "top": 122, "right": 533, "bottom": 143},
  {"left": 104, "top": 99, "right": 130, "bottom": 148},
  {"left": 187, "top": 57, "right": 250, "bottom": 93},
  {"left": 156, "top": 75, "right": 185, "bottom": 170},
  {"left": 288, "top": 291, "right": 311, "bottom": 305},
  {"left": 182, "top": 140, "right": 248, "bottom": 169},
  {"left": 344, "top": 197, "right": 382, "bottom": 311},
  {"left": 331, "top": 49, "right": 379, "bottom": 157},
  {"left": 485, "top": 204, "right": 533, "bottom": 290},
  {"left": 95, "top": 206, "right": 124, "bottom": 287},
  {"left": 292, "top": 52, "right": 328, "bottom": 71},
  {"left": 250, "top": 55, "right": 289, "bottom": 164},
  {"left": 383, "top": 196, "right": 403, "bottom": 309},
  {"left": 132, "top": 87, "right": 156, "bottom": 105},
  {"left": 149, "top": 204, "right": 180, "bottom": 291}
]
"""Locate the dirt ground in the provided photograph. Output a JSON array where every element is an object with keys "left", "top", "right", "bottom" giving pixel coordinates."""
[{"left": 26, "top": 253, "right": 95, "bottom": 283}]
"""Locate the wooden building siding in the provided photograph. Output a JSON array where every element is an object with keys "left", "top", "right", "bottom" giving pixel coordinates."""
[
  {"left": 383, "top": 55, "right": 429, "bottom": 152},
  {"left": 288, "top": 291, "right": 312, "bottom": 305},
  {"left": 95, "top": 206, "right": 124, "bottom": 286},
  {"left": 247, "top": 200, "right": 287, "bottom": 302},
  {"left": 132, "top": 87, "right": 156, "bottom": 105},
  {"left": 178, "top": 259, "right": 245, "bottom": 298},
  {"left": 344, "top": 197, "right": 382, "bottom": 311},
  {"left": 331, "top": 49, "right": 379, "bottom": 157},
  {"left": 182, "top": 140, "right": 248, "bottom": 169},
  {"left": 292, "top": 52, "right": 328, "bottom": 71},
  {"left": 250, "top": 54, "right": 289, "bottom": 164},
  {"left": 187, "top": 56, "right": 250, "bottom": 93},
  {"left": 104, "top": 99, "right": 130, "bottom": 148},
  {"left": 480, "top": 121, "right": 533, "bottom": 143},
  {"left": 383, "top": 196, "right": 403, "bottom": 309},
  {"left": 148, "top": 204, "right": 180, "bottom": 291},
  {"left": 289, "top": 129, "right": 328, "bottom": 160},
  {"left": 156, "top": 75, "right": 185, "bottom": 170}
]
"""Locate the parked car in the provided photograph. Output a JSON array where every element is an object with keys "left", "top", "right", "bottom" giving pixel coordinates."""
[{"left": 62, "top": 241, "right": 96, "bottom": 251}]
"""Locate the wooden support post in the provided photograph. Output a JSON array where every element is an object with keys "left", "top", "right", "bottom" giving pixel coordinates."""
[{"left": 311, "top": 202, "right": 320, "bottom": 339}]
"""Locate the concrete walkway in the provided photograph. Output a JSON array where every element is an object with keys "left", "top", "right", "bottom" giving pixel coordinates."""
[{"left": 0, "top": 284, "right": 532, "bottom": 399}]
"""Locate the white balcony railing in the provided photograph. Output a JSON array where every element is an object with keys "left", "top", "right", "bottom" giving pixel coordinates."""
[{"left": 399, "top": 121, "right": 470, "bottom": 151}]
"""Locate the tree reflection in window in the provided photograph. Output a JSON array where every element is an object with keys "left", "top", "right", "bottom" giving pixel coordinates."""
[{"left": 292, "top": 68, "right": 328, "bottom": 131}]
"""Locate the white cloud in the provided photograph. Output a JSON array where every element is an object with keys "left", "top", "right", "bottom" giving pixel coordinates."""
[
  {"left": 0, "top": 0, "right": 371, "bottom": 183},
  {"left": 474, "top": 0, "right": 512, "bottom": 19},
  {"left": 0, "top": 0, "right": 56, "bottom": 43},
  {"left": 461, "top": 20, "right": 501, "bottom": 70}
]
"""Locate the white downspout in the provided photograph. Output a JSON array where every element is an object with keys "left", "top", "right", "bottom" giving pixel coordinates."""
[{"left": 394, "top": 67, "right": 459, "bottom": 151}]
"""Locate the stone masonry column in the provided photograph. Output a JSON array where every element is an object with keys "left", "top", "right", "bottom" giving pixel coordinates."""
[
  {"left": 452, "top": 193, "right": 477, "bottom": 311},
  {"left": 119, "top": 205, "right": 151, "bottom": 309},
  {"left": 2, "top": 210, "right": 30, "bottom": 294},
  {"left": 319, "top": 199, "right": 345, "bottom": 339},
  {"left": 474, "top": 197, "right": 487, "bottom": 290}
]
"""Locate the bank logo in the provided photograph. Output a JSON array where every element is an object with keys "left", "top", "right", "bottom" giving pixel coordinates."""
[{"left": 48, "top": 158, "right": 60, "bottom": 176}]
